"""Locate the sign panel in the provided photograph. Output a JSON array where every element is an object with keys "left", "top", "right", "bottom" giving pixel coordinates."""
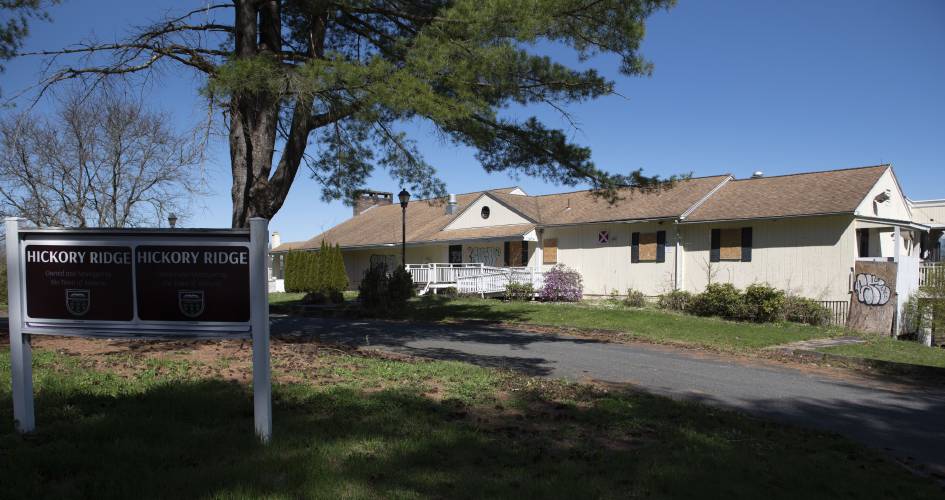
[
  {"left": 135, "top": 245, "right": 250, "bottom": 322},
  {"left": 5, "top": 218, "right": 272, "bottom": 442},
  {"left": 24, "top": 245, "right": 134, "bottom": 321}
]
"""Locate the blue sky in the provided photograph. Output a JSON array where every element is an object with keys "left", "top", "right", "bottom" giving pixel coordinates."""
[{"left": 3, "top": 0, "right": 943, "bottom": 242}]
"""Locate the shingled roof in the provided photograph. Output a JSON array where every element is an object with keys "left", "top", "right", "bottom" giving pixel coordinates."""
[
  {"left": 272, "top": 188, "right": 537, "bottom": 252},
  {"left": 273, "top": 165, "right": 894, "bottom": 252},
  {"left": 684, "top": 165, "right": 890, "bottom": 222},
  {"left": 272, "top": 176, "right": 733, "bottom": 251}
]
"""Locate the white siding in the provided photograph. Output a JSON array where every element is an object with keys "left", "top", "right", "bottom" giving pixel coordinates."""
[
  {"left": 910, "top": 201, "right": 945, "bottom": 225},
  {"left": 682, "top": 215, "right": 856, "bottom": 301},
  {"left": 445, "top": 194, "right": 531, "bottom": 230},
  {"left": 855, "top": 169, "right": 912, "bottom": 221},
  {"left": 540, "top": 222, "right": 678, "bottom": 296}
]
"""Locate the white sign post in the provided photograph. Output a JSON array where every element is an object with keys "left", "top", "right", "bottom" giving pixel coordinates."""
[
  {"left": 4, "top": 216, "right": 272, "bottom": 443},
  {"left": 249, "top": 217, "right": 272, "bottom": 442}
]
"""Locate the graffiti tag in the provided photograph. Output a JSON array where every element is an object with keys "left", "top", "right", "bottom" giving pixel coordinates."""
[
  {"left": 466, "top": 247, "right": 500, "bottom": 266},
  {"left": 854, "top": 273, "right": 891, "bottom": 306}
]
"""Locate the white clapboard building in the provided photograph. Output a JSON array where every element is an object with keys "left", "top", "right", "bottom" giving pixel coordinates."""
[{"left": 270, "top": 164, "right": 942, "bottom": 325}]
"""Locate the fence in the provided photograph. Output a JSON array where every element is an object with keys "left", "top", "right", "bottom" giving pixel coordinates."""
[
  {"left": 817, "top": 300, "right": 849, "bottom": 326},
  {"left": 456, "top": 267, "right": 545, "bottom": 296},
  {"left": 919, "top": 263, "right": 944, "bottom": 287}
]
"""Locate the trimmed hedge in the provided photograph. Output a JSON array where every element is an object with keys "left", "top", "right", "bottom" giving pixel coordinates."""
[
  {"left": 505, "top": 282, "right": 534, "bottom": 301},
  {"left": 283, "top": 243, "right": 349, "bottom": 303},
  {"left": 676, "top": 283, "right": 831, "bottom": 327}
]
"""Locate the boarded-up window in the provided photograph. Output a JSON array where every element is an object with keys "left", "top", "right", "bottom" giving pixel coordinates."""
[
  {"left": 631, "top": 231, "right": 666, "bottom": 263},
  {"left": 719, "top": 229, "right": 742, "bottom": 260},
  {"left": 506, "top": 241, "right": 526, "bottom": 267},
  {"left": 543, "top": 238, "right": 557, "bottom": 264},
  {"left": 711, "top": 227, "right": 753, "bottom": 262},
  {"left": 638, "top": 232, "right": 658, "bottom": 261}
]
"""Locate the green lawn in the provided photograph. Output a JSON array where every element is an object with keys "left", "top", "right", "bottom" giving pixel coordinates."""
[
  {"left": 395, "top": 298, "right": 843, "bottom": 352},
  {"left": 268, "top": 291, "right": 306, "bottom": 305},
  {"left": 268, "top": 290, "right": 358, "bottom": 305},
  {"left": 1, "top": 344, "right": 940, "bottom": 499},
  {"left": 819, "top": 338, "right": 945, "bottom": 369}
]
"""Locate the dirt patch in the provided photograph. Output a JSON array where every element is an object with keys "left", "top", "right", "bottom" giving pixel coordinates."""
[{"left": 28, "top": 335, "right": 426, "bottom": 386}]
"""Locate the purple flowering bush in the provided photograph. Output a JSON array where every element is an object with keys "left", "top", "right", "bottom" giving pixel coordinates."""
[{"left": 539, "top": 264, "right": 583, "bottom": 302}]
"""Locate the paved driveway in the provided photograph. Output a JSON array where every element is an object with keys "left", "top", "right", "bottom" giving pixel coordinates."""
[{"left": 272, "top": 315, "right": 945, "bottom": 476}]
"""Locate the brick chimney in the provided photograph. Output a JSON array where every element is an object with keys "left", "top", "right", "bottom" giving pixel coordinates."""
[{"left": 353, "top": 190, "right": 393, "bottom": 216}]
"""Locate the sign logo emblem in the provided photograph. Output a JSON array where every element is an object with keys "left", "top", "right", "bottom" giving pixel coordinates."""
[
  {"left": 178, "top": 290, "right": 205, "bottom": 318},
  {"left": 65, "top": 289, "right": 91, "bottom": 316},
  {"left": 598, "top": 231, "right": 609, "bottom": 244}
]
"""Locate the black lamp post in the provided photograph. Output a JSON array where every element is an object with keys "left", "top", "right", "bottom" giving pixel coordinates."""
[
  {"left": 167, "top": 213, "right": 178, "bottom": 229},
  {"left": 398, "top": 189, "right": 410, "bottom": 266}
]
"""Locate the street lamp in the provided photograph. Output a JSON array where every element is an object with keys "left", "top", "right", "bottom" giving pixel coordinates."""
[
  {"left": 167, "top": 213, "right": 178, "bottom": 229},
  {"left": 398, "top": 189, "right": 410, "bottom": 266}
]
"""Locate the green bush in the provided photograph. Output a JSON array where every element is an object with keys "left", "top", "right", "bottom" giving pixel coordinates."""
[
  {"left": 301, "top": 291, "right": 328, "bottom": 305},
  {"left": 328, "top": 243, "right": 349, "bottom": 292},
  {"left": 359, "top": 265, "right": 414, "bottom": 312},
  {"left": 284, "top": 243, "right": 349, "bottom": 296},
  {"left": 504, "top": 282, "right": 534, "bottom": 301},
  {"left": 358, "top": 265, "right": 390, "bottom": 311},
  {"left": 782, "top": 296, "right": 832, "bottom": 327},
  {"left": 284, "top": 251, "right": 315, "bottom": 293},
  {"left": 743, "top": 283, "right": 786, "bottom": 323},
  {"left": 388, "top": 266, "right": 415, "bottom": 307},
  {"left": 690, "top": 283, "right": 746, "bottom": 320},
  {"left": 623, "top": 288, "right": 647, "bottom": 308},
  {"left": 658, "top": 290, "right": 692, "bottom": 312},
  {"left": 438, "top": 287, "right": 459, "bottom": 298}
]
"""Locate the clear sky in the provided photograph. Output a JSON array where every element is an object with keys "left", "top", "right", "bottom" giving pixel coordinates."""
[{"left": 3, "top": 0, "right": 943, "bottom": 242}]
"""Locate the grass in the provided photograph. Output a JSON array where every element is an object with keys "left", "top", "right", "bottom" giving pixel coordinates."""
[
  {"left": 269, "top": 291, "right": 358, "bottom": 306},
  {"left": 1, "top": 342, "right": 941, "bottom": 499},
  {"left": 394, "top": 297, "right": 843, "bottom": 352},
  {"left": 268, "top": 291, "right": 306, "bottom": 305},
  {"left": 819, "top": 338, "right": 945, "bottom": 369},
  {"left": 267, "top": 293, "right": 843, "bottom": 352}
]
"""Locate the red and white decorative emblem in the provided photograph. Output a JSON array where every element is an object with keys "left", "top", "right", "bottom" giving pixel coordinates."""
[{"left": 598, "top": 231, "right": 609, "bottom": 244}]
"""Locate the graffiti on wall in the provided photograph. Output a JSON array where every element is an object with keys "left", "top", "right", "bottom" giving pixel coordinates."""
[
  {"left": 466, "top": 247, "right": 500, "bottom": 267},
  {"left": 854, "top": 273, "right": 891, "bottom": 306}
]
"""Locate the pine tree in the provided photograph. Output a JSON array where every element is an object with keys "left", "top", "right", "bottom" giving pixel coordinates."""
[
  {"left": 333, "top": 243, "right": 349, "bottom": 292},
  {"left": 31, "top": 1, "right": 681, "bottom": 227}
]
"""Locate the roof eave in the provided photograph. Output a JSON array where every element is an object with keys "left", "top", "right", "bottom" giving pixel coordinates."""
[{"left": 679, "top": 211, "right": 855, "bottom": 225}]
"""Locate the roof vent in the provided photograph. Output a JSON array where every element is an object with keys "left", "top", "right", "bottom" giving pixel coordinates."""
[
  {"left": 751, "top": 171, "right": 764, "bottom": 178},
  {"left": 446, "top": 193, "right": 458, "bottom": 215}
]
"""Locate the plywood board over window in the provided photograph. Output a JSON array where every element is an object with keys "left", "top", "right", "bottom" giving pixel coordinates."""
[
  {"left": 543, "top": 238, "right": 557, "bottom": 264},
  {"left": 631, "top": 231, "right": 666, "bottom": 263},
  {"left": 505, "top": 240, "right": 527, "bottom": 267},
  {"left": 638, "top": 232, "right": 658, "bottom": 261},
  {"left": 719, "top": 228, "right": 742, "bottom": 260},
  {"left": 710, "top": 227, "right": 752, "bottom": 262}
]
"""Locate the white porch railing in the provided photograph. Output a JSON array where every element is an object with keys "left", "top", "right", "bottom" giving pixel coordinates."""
[
  {"left": 406, "top": 263, "right": 486, "bottom": 286},
  {"left": 406, "top": 263, "right": 544, "bottom": 296},
  {"left": 920, "top": 262, "right": 944, "bottom": 287},
  {"left": 456, "top": 266, "right": 545, "bottom": 296}
]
